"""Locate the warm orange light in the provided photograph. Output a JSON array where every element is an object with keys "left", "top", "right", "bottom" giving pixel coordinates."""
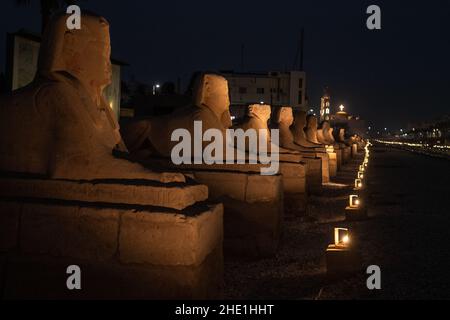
[
  {"left": 334, "top": 228, "right": 350, "bottom": 246},
  {"left": 350, "top": 195, "right": 360, "bottom": 208},
  {"left": 342, "top": 235, "right": 350, "bottom": 244}
]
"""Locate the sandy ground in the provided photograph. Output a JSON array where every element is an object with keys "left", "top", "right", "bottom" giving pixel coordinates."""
[{"left": 224, "top": 144, "right": 450, "bottom": 300}]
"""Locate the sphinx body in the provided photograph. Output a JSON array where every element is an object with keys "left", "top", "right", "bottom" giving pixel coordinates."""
[
  {"left": 231, "top": 104, "right": 280, "bottom": 156},
  {"left": 122, "top": 74, "right": 232, "bottom": 160},
  {"left": 0, "top": 13, "right": 183, "bottom": 183},
  {"left": 292, "top": 111, "right": 327, "bottom": 151},
  {"left": 317, "top": 121, "right": 347, "bottom": 170},
  {"left": 270, "top": 107, "right": 328, "bottom": 185},
  {"left": 306, "top": 115, "right": 321, "bottom": 145}
]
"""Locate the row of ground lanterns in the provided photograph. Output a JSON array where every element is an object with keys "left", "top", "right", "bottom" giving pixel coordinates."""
[{"left": 326, "top": 141, "right": 372, "bottom": 276}]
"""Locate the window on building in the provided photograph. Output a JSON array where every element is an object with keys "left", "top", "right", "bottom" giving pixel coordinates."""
[
  {"left": 326, "top": 108, "right": 330, "bottom": 115},
  {"left": 239, "top": 87, "right": 247, "bottom": 94},
  {"left": 298, "top": 91, "right": 303, "bottom": 105},
  {"left": 299, "top": 79, "right": 303, "bottom": 89},
  {"left": 257, "top": 88, "right": 265, "bottom": 94}
]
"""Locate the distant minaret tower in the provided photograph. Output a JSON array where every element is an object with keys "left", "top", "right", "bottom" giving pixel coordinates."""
[{"left": 320, "top": 87, "right": 331, "bottom": 121}]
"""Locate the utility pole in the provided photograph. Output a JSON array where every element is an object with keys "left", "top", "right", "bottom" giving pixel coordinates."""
[{"left": 241, "top": 43, "right": 245, "bottom": 72}]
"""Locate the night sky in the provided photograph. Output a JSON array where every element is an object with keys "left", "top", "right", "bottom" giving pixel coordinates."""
[{"left": 1, "top": 0, "right": 449, "bottom": 130}]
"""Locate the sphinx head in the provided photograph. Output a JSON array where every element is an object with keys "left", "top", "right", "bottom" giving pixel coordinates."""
[
  {"left": 248, "top": 104, "right": 271, "bottom": 123},
  {"left": 38, "top": 11, "right": 112, "bottom": 92},
  {"left": 194, "top": 74, "right": 230, "bottom": 117},
  {"left": 306, "top": 115, "right": 318, "bottom": 129},
  {"left": 321, "top": 121, "right": 331, "bottom": 132},
  {"left": 294, "top": 110, "right": 308, "bottom": 130},
  {"left": 275, "top": 107, "right": 294, "bottom": 127}
]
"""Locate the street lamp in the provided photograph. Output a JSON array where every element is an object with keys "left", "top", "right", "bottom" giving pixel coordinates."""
[{"left": 153, "top": 83, "right": 161, "bottom": 95}]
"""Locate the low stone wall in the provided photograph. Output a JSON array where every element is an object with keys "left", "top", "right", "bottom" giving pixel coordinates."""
[
  {"left": 139, "top": 159, "right": 307, "bottom": 258},
  {"left": 300, "top": 157, "right": 322, "bottom": 192},
  {"left": 0, "top": 197, "right": 223, "bottom": 299},
  {"left": 0, "top": 176, "right": 208, "bottom": 210},
  {"left": 188, "top": 171, "right": 284, "bottom": 258},
  {"left": 328, "top": 152, "right": 338, "bottom": 177}
]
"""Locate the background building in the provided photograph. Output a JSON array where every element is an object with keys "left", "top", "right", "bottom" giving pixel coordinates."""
[
  {"left": 320, "top": 87, "right": 331, "bottom": 121},
  {"left": 317, "top": 86, "right": 367, "bottom": 137},
  {"left": 221, "top": 70, "right": 307, "bottom": 119}
]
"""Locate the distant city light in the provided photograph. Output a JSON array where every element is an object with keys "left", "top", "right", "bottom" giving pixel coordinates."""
[{"left": 339, "top": 105, "right": 345, "bottom": 112}]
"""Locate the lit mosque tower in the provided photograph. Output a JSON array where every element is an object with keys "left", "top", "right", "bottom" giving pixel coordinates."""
[{"left": 320, "top": 87, "right": 331, "bottom": 121}]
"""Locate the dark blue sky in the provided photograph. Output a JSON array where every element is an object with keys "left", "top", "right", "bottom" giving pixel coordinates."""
[{"left": 1, "top": 0, "right": 449, "bottom": 130}]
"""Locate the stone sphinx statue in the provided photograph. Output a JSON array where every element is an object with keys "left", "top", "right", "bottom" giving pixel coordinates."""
[
  {"left": 292, "top": 111, "right": 327, "bottom": 151},
  {"left": 122, "top": 73, "right": 232, "bottom": 159},
  {"left": 0, "top": 12, "right": 183, "bottom": 183},
  {"left": 233, "top": 104, "right": 272, "bottom": 152},
  {"left": 238, "top": 104, "right": 271, "bottom": 132},
  {"left": 271, "top": 107, "right": 329, "bottom": 185},
  {"left": 318, "top": 121, "right": 336, "bottom": 146},
  {"left": 0, "top": 12, "right": 227, "bottom": 299},
  {"left": 336, "top": 128, "right": 349, "bottom": 146},
  {"left": 317, "top": 121, "right": 349, "bottom": 170},
  {"left": 305, "top": 115, "right": 321, "bottom": 144}
]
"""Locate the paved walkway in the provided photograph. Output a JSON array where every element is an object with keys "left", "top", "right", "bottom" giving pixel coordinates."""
[{"left": 224, "top": 145, "right": 450, "bottom": 299}]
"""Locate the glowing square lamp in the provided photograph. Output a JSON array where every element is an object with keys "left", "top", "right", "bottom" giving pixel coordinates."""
[
  {"left": 349, "top": 195, "right": 360, "bottom": 208},
  {"left": 334, "top": 228, "right": 350, "bottom": 247},
  {"left": 326, "top": 227, "right": 361, "bottom": 276},
  {"left": 355, "top": 179, "right": 363, "bottom": 189},
  {"left": 358, "top": 171, "right": 364, "bottom": 179},
  {"left": 346, "top": 194, "right": 368, "bottom": 221}
]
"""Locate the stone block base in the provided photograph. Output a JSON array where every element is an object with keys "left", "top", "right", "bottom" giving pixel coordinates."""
[
  {"left": 301, "top": 157, "right": 322, "bottom": 192},
  {"left": 351, "top": 144, "right": 358, "bottom": 157},
  {"left": 0, "top": 199, "right": 223, "bottom": 299},
  {"left": 335, "top": 148, "right": 343, "bottom": 171},
  {"left": 188, "top": 171, "right": 284, "bottom": 258},
  {"left": 328, "top": 152, "right": 337, "bottom": 177},
  {"left": 326, "top": 245, "right": 362, "bottom": 277},
  {"left": 345, "top": 206, "right": 368, "bottom": 222}
]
